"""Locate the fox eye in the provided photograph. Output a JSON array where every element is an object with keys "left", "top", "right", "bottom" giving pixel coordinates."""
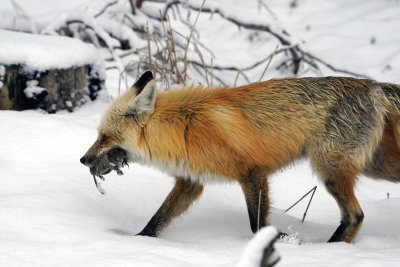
[{"left": 101, "top": 135, "right": 109, "bottom": 143}]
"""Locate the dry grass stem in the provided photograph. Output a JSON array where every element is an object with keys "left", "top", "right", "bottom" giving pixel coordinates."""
[
  {"left": 193, "top": 42, "right": 209, "bottom": 86},
  {"left": 153, "top": 48, "right": 159, "bottom": 80},
  {"left": 167, "top": 15, "right": 186, "bottom": 85},
  {"left": 146, "top": 22, "right": 152, "bottom": 67},
  {"left": 159, "top": 11, "right": 175, "bottom": 78},
  {"left": 210, "top": 58, "right": 214, "bottom": 88},
  {"left": 257, "top": 189, "right": 262, "bottom": 232},
  {"left": 183, "top": 0, "right": 206, "bottom": 81},
  {"left": 233, "top": 71, "right": 240, "bottom": 87},
  {"left": 259, "top": 45, "right": 279, "bottom": 82}
]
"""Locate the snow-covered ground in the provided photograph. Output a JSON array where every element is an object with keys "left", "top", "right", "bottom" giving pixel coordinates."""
[{"left": 1, "top": 0, "right": 400, "bottom": 266}]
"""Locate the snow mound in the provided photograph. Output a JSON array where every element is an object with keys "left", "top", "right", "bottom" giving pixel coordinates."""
[
  {"left": 236, "top": 226, "right": 280, "bottom": 267},
  {"left": 0, "top": 29, "right": 97, "bottom": 71}
]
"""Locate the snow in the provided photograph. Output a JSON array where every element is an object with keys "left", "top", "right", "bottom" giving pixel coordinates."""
[
  {"left": 236, "top": 226, "right": 280, "bottom": 267},
  {"left": 1, "top": 104, "right": 400, "bottom": 267},
  {"left": 41, "top": 12, "right": 121, "bottom": 49},
  {"left": 270, "top": 0, "right": 400, "bottom": 83},
  {"left": 1, "top": 0, "right": 400, "bottom": 267},
  {"left": 96, "top": 17, "right": 147, "bottom": 49},
  {"left": 24, "top": 80, "right": 47, "bottom": 98},
  {"left": 0, "top": 29, "right": 98, "bottom": 71},
  {"left": 0, "top": 65, "right": 5, "bottom": 90}
]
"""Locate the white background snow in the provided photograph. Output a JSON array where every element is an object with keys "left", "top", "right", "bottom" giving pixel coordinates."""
[{"left": 1, "top": 0, "right": 400, "bottom": 266}]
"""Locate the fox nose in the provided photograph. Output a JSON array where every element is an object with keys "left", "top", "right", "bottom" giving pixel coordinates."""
[{"left": 80, "top": 155, "right": 95, "bottom": 167}]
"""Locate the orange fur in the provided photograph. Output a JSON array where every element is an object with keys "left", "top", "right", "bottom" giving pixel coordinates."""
[{"left": 143, "top": 84, "right": 311, "bottom": 180}]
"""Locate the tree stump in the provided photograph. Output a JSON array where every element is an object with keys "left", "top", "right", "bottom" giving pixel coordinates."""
[
  {"left": 0, "top": 64, "right": 103, "bottom": 112},
  {"left": 0, "top": 30, "right": 105, "bottom": 113}
]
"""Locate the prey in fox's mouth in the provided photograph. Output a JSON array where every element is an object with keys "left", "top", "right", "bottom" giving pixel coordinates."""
[{"left": 85, "top": 147, "right": 129, "bottom": 194}]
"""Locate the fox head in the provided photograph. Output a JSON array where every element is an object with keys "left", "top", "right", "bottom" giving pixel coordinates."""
[{"left": 80, "top": 71, "right": 157, "bottom": 175}]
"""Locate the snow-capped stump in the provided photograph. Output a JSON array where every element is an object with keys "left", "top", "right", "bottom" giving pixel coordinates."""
[{"left": 0, "top": 29, "right": 104, "bottom": 112}]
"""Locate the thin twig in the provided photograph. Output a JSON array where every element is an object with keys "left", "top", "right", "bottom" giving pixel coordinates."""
[
  {"left": 210, "top": 58, "right": 214, "bottom": 88},
  {"left": 304, "top": 52, "right": 370, "bottom": 79},
  {"left": 187, "top": 60, "right": 251, "bottom": 84},
  {"left": 159, "top": 11, "right": 175, "bottom": 78},
  {"left": 285, "top": 186, "right": 317, "bottom": 213},
  {"left": 233, "top": 71, "right": 240, "bottom": 87},
  {"left": 182, "top": 0, "right": 206, "bottom": 81},
  {"left": 165, "top": 70, "right": 171, "bottom": 89},
  {"left": 163, "top": 1, "right": 291, "bottom": 45},
  {"left": 167, "top": 15, "right": 186, "bottom": 85},
  {"left": 302, "top": 186, "right": 317, "bottom": 223},
  {"left": 118, "top": 71, "right": 122, "bottom": 96},
  {"left": 167, "top": 15, "right": 178, "bottom": 76},
  {"left": 146, "top": 22, "right": 152, "bottom": 67},
  {"left": 94, "top": 0, "right": 119, "bottom": 18},
  {"left": 128, "top": 0, "right": 136, "bottom": 15},
  {"left": 257, "top": 189, "right": 262, "bottom": 232},
  {"left": 121, "top": 13, "right": 143, "bottom": 31},
  {"left": 154, "top": 48, "right": 159, "bottom": 80},
  {"left": 193, "top": 42, "right": 209, "bottom": 87},
  {"left": 259, "top": 45, "right": 278, "bottom": 82},
  {"left": 172, "top": 28, "right": 216, "bottom": 59},
  {"left": 258, "top": 0, "right": 278, "bottom": 19}
]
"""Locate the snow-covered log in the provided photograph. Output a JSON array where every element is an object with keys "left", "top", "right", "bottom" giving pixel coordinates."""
[{"left": 0, "top": 29, "right": 104, "bottom": 112}]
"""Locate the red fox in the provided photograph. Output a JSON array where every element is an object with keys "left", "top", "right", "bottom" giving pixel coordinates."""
[{"left": 80, "top": 71, "right": 400, "bottom": 242}]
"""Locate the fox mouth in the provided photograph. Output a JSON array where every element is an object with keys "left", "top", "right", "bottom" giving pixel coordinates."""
[{"left": 89, "top": 147, "right": 129, "bottom": 194}]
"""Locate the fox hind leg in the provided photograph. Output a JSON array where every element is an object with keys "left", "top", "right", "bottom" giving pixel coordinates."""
[
  {"left": 313, "top": 160, "right": 364, "bottom": 242},
  {"left": 239, "top": 168, "right": 269, "bottom": 233},
  {"left": 137, "top": 177, "right": 203, "bottom": 237}
]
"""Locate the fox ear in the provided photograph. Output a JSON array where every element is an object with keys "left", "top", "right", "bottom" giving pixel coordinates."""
[
  {"left": 128, "top": 73, "right": 156, "bottom": 117},
  {"left": 132, "top": 71, "right": 153, "bottom": 95}
]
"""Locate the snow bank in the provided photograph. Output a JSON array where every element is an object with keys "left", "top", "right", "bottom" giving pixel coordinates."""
[
  {"left": 0, "top": 29, "right": 98, "bottom": 71},
  {"left": 1, "top": 102, "right": 400, "bottom": 267},
  {"left": 236, "top": 226, "right": 280, "bottom": 267}
]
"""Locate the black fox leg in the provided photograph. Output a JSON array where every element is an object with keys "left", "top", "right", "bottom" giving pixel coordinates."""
[
  {"left": 239, "top": 168, "right": 269, "bottom": 233},
  {"left": 323, "top": 171, "right": 364, "bottom": 243},
  {"left": 137, "top": 177, "right": 204, "bottom": 237}
]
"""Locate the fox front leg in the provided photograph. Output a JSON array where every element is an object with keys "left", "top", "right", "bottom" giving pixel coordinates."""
[
  {"left": 239, "top": 168, "right": 270, "bottom": 233},
  {"left": 137, "top": 177, "right": 204, "bottom": 237}
]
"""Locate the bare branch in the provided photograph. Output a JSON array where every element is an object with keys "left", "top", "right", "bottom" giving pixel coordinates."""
[
  {"left": 128, "top": 0, "right": 136, "bottom": 15},
  {"left": 95, "top": 0, "right": 119, "bottom": 18},
  {"left": 304, "top": 52, "right": 370, "bottom": 79}
]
